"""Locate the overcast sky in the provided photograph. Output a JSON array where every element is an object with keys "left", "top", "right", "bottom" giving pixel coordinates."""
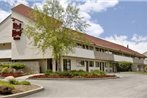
[{"left": 0, "top": 0, "right": 147, "bottom": 53}]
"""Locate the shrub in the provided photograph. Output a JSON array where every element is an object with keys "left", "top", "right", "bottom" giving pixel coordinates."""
[
  {"left": 0, "top": 80, "right": 14, "bottom": 89},
  {"left": 1, "top": 67, "right": 9, "bottom": 74},
  {"left": 70, "top": 70, "right": 88, "bottom": 76},
  {"left": 1, "top": 64, "right": 10, "bottom": 68},
  {"left": 11, "top": 63, "right": 25, "bottom": 70},
  {"left": 57, "top": 71, "right": 72, "bottom": 77},
  {"left": 9, "top": 80, "right": 19, "bottom": 85},
  {"left": 9, "top": 80, "right": 31, "bottom": 85},
  {"left": 0, "top": 80, "right": 14, "bottom": 94},
  {"left": 116, "top": 61, "right": 132, "bottom": 72},
  {"left": 19, "top": 81, "right": 31, "bottom": 85},
  {"left": 90, "top": 70, "right": 106, "bottom": 76},
  {"left": 45, "top": 70, "right": 53, "bottom": 75},
  {"left": 45, "top": 70, "right": 106, "bottom": 77}
]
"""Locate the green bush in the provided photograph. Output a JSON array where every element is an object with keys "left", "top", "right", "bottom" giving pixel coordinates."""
[
  {"left": 9, "top": 80, "right": 31, "bottom": 85},
  {"left": 45, "top": 70, "right": 53, "bottom": 75},
  {"left": 11, "top": 63, "right": 25, "bottom": 70},
  {"left": 1, "top": 67, "right": 9, "bottom": 74},
  {"left": 116, "top": 61, "right": 133, "bottom": 72},
  {"left": 90, "top": 70, "right": 106, "bottom": 76},
  {"left": 45, "top": 70, "right": 106, "bottom": 77},
  {"left": 0, "top": 80, "right": 14, "bottom": 89},
  {"left": 1, "top": 63, "right": 25, "bottom": 70},
  {"left": 19, "top": 81, "right": 31, "bottom": 85},
  {"left": 0, "top": 81, "right": 14, "bottom": 95},
  {"left": 70, "top": 70, "right": 88, "bottom": 76},
  {"left": 1, "top": 64, "right": 10, "bottom": 68},
  {"left": 9, "top": 80, "right": 19, "bottom": 85},
  {"left": 57, "top": 71, "right": 72, "bottom": 77}
]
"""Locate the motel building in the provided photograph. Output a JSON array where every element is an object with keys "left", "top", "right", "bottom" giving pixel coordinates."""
[{"left": 0, "top": 4, "right": 146, "bottom": 73}]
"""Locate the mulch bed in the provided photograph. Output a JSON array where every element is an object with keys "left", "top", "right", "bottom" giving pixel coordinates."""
[
  {"left": 29, "top": 74, "right": 117, "bottom": 79},
  {"left": 0, "top": 73, "right": 24, "bottom": 78}
]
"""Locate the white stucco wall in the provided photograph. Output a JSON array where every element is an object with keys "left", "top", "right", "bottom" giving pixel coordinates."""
[
  {"left": 70, "top": 58, "right": 87, "bottom": 71},
  {"left": 0, "top": 16, "right": 12, "bottom": 43},
  {"left": 144, "top": 60, "right": 147, "bottom": 65},
  {"left": 66, "top": 48, "right": 95, "bottom": 59},
  {"left": 0, "top": 49, "right": 11, "bottom": 59},
  {"left": 20, "top": 61, "right": 40, "bottom": 73},
  {"left": 114, "top": 55, "right": 133, "bottom": 63},
  {"left": 11, "top": 11, "right": 53, "bottom": 60}
]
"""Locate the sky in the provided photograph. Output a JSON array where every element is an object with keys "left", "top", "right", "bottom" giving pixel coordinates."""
[{"left": 0, "top": 0, "right": 147, "bottom": 53}]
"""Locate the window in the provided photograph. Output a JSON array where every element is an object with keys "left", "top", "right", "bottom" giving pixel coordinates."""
[
  {"left": 96, "top": 62, "right": 100, "bottom": 67},
  {"left": 77, "top": 60, "right": 85, "bottom": 67},
  {"left": 89, "top": 46, "right": 94, "bottom": 50},
  {"left": 63, "top": 59, "right": 71, "bottom": 71},
  {"left": 80, "top": 61, "right": 85, "bottom": 66},
  {"left": 89, "top": 61, "right": 94, "bottom": 67}
]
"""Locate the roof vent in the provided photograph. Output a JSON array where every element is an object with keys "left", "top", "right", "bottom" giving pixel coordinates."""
[{"left": 127, "top": 44, "right": 129, "bottom": 48}]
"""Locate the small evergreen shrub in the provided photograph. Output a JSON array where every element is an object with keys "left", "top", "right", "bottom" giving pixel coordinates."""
[
  {"left": 1, "top": 64, "right": 10, "bottom": 68},
  {"left": 1, "top": 67, "right": 9, "bottom": 74},
  {"left": 9, "top": 80, "right": 19, "bottom": 85},
  {"left": 11, "top": 63, "right": 25, "bottom": 70},
  {"left": 19, "top": 81, "right": 31, "bottom": 85},
  {"left": 90, "top": 70, "right": 106, "bottom": 76}
]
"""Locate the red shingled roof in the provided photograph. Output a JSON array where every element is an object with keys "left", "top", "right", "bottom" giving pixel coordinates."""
[{"left": 11, "top": 4, "right": 145, "bottom": 58}]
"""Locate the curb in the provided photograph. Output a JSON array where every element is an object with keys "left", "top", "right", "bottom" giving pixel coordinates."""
[
  {"left": 1, "top": 84, "right": 44, "bottom": 98},
  {"left": 28, "top": 76, "right": 119, "bottom": 80}
]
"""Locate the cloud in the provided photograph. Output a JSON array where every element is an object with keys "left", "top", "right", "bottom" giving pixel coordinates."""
[
  {"left": 79, "top": 0, "right": 119, "bottom": 13},
  {"left": 131, "top": 34, "right": 147, "bottom": 42},
  {"left": 105, "top": 34, "right": 147, "bottom": 53},
  {"left": 0, "top": 9, "right": 10, "bottom": 22},
  {"left": 2, "top": 0, "right": 29, "bottom": 6},
  {"left": 78, "top": 0, "right": 119, "bottom": 37},
  {"left": 86, "top": 21, "right": 104, "bottom": 37}
]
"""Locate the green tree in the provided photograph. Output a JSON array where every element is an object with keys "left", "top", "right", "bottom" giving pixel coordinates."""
[
  {"left": 116, "top": 61, "right": 133, "bottom": 72},
  {"left": 25, "top": 0, "right": 89, "bottom": 71}
]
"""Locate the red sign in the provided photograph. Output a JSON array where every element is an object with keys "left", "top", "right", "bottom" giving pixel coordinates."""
[{"left": 12, "top": 18, "right": 23, "bottom": 40}]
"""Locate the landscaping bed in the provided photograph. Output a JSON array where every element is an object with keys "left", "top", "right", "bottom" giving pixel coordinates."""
[
  {"left": 0, "top": 73, "right": 24, "bottom": 78},
  {"left": 29, "top": 70, "right": 117, "bottom": 79},
  {"left": 29, "top": 74, "right": 116, "bottom": 79},
  {"left": 0, "top": 76, "right": 43, "bottom": 98},
  {"left": 0, "top": 63, "right": 26, "bottom": 78}
]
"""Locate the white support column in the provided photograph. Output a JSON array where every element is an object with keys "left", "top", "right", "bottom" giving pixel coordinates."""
[
  {"left": 61, "top": 57, "right": 64, "bottom": 72},
  {"left": 52, "top": 59, "right": 56, "bottom": 72}
]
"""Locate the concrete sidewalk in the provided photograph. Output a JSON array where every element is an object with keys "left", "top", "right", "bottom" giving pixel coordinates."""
[{"left": 16, "top": 73, "right": 43, "bottom": 80}]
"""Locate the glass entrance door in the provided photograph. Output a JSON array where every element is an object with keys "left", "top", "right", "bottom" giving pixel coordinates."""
[{"left": 63, "top": 59, "right": 71, "bottom": 71}]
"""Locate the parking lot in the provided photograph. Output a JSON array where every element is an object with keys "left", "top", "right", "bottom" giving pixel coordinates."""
[{"left": 22, "top": 73, "right": 147, "bottom": 98}]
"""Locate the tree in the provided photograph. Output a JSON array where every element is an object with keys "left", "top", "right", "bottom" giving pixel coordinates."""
[
  {"left": 116, "top": 61, "right": 133, "bottom": 72},
  {"left": 25, "top": 0, "right": 89, "bottom": 71}
]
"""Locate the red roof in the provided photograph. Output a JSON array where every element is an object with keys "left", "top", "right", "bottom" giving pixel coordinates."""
[{"left": 11, "top": 4, "right": 145, "bottom": 58}]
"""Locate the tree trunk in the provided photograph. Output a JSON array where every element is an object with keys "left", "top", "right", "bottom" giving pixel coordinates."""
[{"left": 56, "top": 56, "right": 61, "bottom": 72}]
